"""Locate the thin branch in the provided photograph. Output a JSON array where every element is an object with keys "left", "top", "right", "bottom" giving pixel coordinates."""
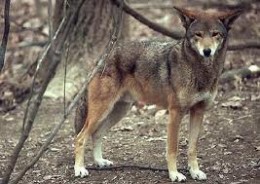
[
  {"left": 48, "top": 0, "right": 53, "bottom": 42},
  {"left": 0, "top": 0, "right": 11, "bottom": 72},
  {"left": 11, "top": 78, "right": 88, "bottom": 184},
  {"left": 110, "top": 0, "right": 184, "bottom": 40},
  {"left": 228, "top": 40, "right": 260, "bottom": 51},
  {"left": 9, "top": 1, "right": 123, "bottom": 184}
]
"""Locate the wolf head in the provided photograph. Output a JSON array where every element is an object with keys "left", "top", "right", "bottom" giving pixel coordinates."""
[{"left": 174, "top": 7, "right": 242, "bottom": 58}]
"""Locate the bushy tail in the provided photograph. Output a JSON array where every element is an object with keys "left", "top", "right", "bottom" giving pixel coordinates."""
[{"left": 74, "top": 89, "right": 88, "bottom": 135}]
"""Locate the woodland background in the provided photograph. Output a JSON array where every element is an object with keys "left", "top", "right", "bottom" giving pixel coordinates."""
[{"left": 0, "top": 0, "right": 259, "bottom": 183}]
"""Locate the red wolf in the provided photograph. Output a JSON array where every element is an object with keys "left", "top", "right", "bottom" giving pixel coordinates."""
[{"left": 74, "top": 7, "right": 242, "bottom": 182}]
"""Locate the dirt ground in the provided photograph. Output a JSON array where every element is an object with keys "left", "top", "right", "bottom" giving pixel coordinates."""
[
  {"left": 0, "top": 77, "right": 259, "bottom": 184},
  {"left": 1, "top": 0, "right": 260, "bottom": 184}
]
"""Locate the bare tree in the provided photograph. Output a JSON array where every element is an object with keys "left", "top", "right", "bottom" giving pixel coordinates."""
[
  {"left": 43, "top": 0, "right": 128, "bottom": 100},
  {"left": 2, "top": 0, "right": 126, "bottom": 183}
]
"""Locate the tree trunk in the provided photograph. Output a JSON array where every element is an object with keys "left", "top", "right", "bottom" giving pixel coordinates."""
[{"left": 44, "top": 0, "right": 127, "bottom": 99}]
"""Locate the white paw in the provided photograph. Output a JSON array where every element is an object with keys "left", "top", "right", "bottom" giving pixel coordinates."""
[
  {"left": 169, "top": 171, "right": 186, "bottom": 182},
  {"left": 74, "top": 166, "right": 89, "bottom": 178},
  {"left": 95, "top": 158, "right": 113, "bottom": 168},
  {"left": 189, "top": 169, "right": 207, "bottom": 180}
]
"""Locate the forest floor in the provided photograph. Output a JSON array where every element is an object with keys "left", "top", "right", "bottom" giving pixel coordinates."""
[
  {"left": 0, "top": 0, "right": 260, "bottom": 184},
  {"left": 0, "top": 77, "right": 259, "bottom": 184}
]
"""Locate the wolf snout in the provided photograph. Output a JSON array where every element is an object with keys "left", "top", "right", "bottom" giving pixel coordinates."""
[{"left": 203, "top": 48, "right": 211, "bottom": 57}]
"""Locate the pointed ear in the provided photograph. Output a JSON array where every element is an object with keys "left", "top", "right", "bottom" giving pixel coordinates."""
[
  {"left": 174, "top": 6, "right": 196, "bottom": 29},
  {"left": 218, "top": 9, "right": 243, "bottom": 31}
]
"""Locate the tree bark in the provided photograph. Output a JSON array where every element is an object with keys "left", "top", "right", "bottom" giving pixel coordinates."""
[{"left": 44, "top": 0, "right": 124, "bottom": 99}]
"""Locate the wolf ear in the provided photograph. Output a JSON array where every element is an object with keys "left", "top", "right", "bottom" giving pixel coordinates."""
[
  {"left": 218, "top": 9, "right": 243, "bottom": 31},
  {"left": 174, "top": 6, "right": 196, "bottom": 29}
]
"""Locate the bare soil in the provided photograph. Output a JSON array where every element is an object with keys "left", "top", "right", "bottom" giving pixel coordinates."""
[{"left": 0, "top": 77, "right": 259, "bottom": 184}]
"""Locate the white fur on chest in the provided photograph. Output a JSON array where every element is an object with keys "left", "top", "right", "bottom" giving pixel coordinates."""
[{"left": 178, "top": 90, "right": 217, "bottom": 108}]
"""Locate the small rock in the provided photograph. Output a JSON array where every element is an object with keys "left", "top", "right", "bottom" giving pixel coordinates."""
[
  {"left": 212, "top": 165, "right": 221, "bottom": 171},
  {"left": 218, "top": 143, "right": 227, "bottom": 148},
  {"left": 221, "top": 96, "right": 244, "bottom": 109},
  {"left": 223, "top": 167, "right": 229, "bottom": 174},
  {"left": 43, "top": 175, "right": 52, "bottom": 180},
  {"left": 224, "top": 151, "right": 232, "bottom": 155},
  {"left": 49, "top": 147, "right": 60, "bottom": 152},
  {"left": 120, "top": 126, "right": 134, "bottom": 131},
  {"left": 155, "top": 110, "right": 167, "bottom": 118},
  {"left": 146, "top": 105, "right": 156, "bottom": 110},
  {"left": 147, "top": 137, "right": 166, "bottom": 142},
  {"left": 229, "top": 96, "right": 243, "bottom": 101},
  {"left": 234, "top": 138, "right": 240, "bottom": 143},
  {"left": 255, "top": 146, "right": 260, "bottom": 151},
  {"left": 234, "top": 135, "right": 244, "bottom": 140},
  {"left": 251, "top": 94, "right": 260, "bottom": 101},
  {"left": 137, "top": 121, "right": 145, "bottom": 126},
  {"left": 180, "top": 138, "right": 188, "bottom": 146},
  {"left": 5, "top": 117, "right": 14, "bottom": 121},
  {"left": 131, "top": 105, "right": 138, "bottom": 112},
  {"left": 250, "top": 160, "right": 258, "bottom": 168},
  {"left": 219, "top": 174, "right": 224, "bottom": 179},
  {"left": 221, "top": 101, "right": 242, "bottom": 109}
]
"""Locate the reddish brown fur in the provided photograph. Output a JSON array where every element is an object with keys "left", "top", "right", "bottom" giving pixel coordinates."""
[{"left": 74, "top": 7, "right": 242, "bottom": 182}]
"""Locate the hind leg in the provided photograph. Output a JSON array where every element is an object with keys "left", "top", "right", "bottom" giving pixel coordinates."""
[
  {"left": 92, "top": 101, "right": 132, "bottom": 167},
  {"left": 74, "top": 76, "right": 120, "bottom": 177}
]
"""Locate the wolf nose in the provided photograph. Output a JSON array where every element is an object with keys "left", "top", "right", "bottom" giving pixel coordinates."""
[{"left": 203, "top": 49, "right": 211, "bottom": 57}]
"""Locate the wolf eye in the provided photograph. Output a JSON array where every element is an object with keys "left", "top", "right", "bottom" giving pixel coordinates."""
[
  {"left": 212, "top": 32, "right": 220, "bottom": 37},
  {"left": 195, "top": 32, "right": 202, "bottom": 37}
]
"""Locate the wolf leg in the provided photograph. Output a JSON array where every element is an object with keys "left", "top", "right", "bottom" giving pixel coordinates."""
[
  {"left": 92, "top": 101, "right": 132, "bottom": 167},
  {"left": 188, "top": 103, "right": 207, "bottom": 180},
  {"left": 74, "top": 76, "right": 120, "bottom": 178},
  {"left": 167, "top": 108, "right": 186, "bottom": 182}
]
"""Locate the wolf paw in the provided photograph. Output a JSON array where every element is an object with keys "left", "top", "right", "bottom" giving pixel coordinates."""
[
  {"left": 169, "top": 171, "right": 186, "bottom": 182},
  {"left": 95, "top": 159, "right": 113, "bottom": 168},
  {"left": 74, "top": 166, "right": 89, "bottom": 178},
  {"left": 189, "top": 169, "right": 207, "bottom": 180}
]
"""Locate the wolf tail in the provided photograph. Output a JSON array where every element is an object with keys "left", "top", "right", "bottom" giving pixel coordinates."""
[{"left": 74, "top": 88, "right": 88, "bottom": 135}]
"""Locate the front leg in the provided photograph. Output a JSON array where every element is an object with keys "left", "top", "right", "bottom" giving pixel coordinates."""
[
  {"left": 167, "top": 108, "right": 186, "bottom": 182},
  {"left": 188, "top": 103, "right": 207, "bottom": 180}
]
